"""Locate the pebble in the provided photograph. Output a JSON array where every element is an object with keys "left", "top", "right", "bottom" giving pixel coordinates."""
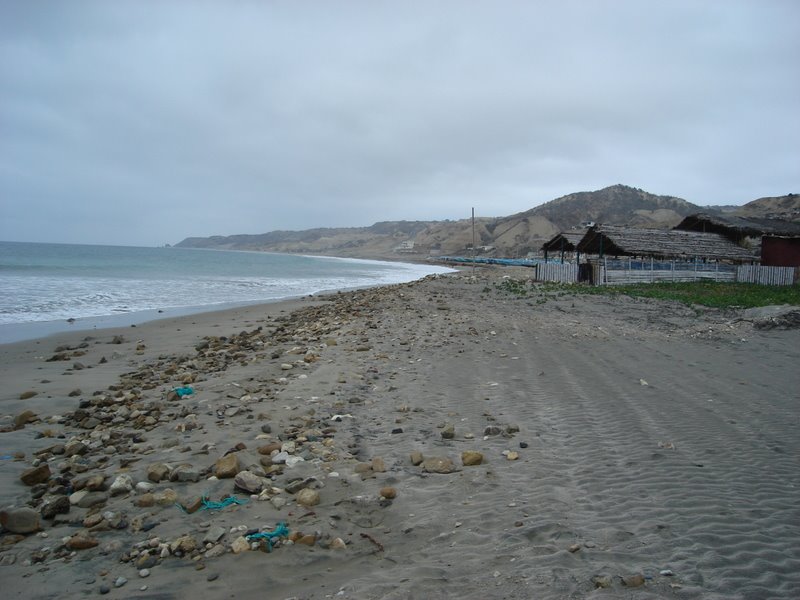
[
  {"left": 271, "top": 451, "right": 290, "bottom": 464},
  {"left": 440, "top": 424, "right": 455, "bottom": 439},
  {"left": 147, "top": 463, "right": 171, "bottom": 482},
  {"left": 135, "top": 481, "right": 155, "bottom": 494},
  {"left": 592, "top": 575, "right": 612, "bottom": 589},
  {"left": 622, "top": 574, "right": 645, "bottom": 587},
  {"left": 20, "top": 464, "right": 51, "bottom": 486},
  {"left": 215, "top": 453, "right": 240, "bottom": 478},
  {"left": 379, "top": 487, "right": 397, "bottom": 499},
  {"left": 76, "top": 491, "right": 109, "bottom": 509},
  {"left": 421, "top": 456, "right": 456, "bottom": 474},
  {"left": 66, "top": 532, "right": 99, "bottom": 550},
  {"left": 234, "top": 470, "right": 264, "bottom": 493},
  {"left": 285, "top": 455, "right": 305, "bottom": 468},
  {"left": 461, "top": 451, "right": 484, "bottom": 466},
  {"left": 0, "top": 507, "right": 41, "bottom": 534},
  {"left": 230, "top": 536, "right": 250, "bottom": 554},
  {"left": 113, "top": 576, "right": 127, "bottom": 588},
  {"left": 296, "top": 488, "right": 321, "bottom": 507},
  {"left": 203, "top": 526, "right": 226, "bottom": 545},
  {"left": 138, "top": 569, "right": 150, "bottom": 578},
  {"left": 270, "top": 496, "right": 288, "bottom": 510},
  {"left": 109, "top": 474, "right": 133, "bottom": 496}
]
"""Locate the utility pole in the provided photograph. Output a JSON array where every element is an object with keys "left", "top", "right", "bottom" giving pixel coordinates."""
[{"left": 472, "top": 207, "right": 476, "bottom": 275}]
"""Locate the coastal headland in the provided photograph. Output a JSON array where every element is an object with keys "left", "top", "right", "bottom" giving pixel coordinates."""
[{"left": 1, "top": 267, "right": 798, "bottom": 599}]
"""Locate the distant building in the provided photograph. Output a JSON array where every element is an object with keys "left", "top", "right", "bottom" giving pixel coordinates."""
[{"left": 394, "top": 240, "right": 415, "bottom": 252}]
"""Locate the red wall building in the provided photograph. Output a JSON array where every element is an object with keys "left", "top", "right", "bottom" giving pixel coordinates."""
[{"left": 761, "top": 236, "right": 800, "bottom": 267}]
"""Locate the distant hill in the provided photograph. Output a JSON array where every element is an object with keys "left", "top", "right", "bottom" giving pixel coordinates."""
[
  {"left": 520, "top": 184, "right": 703, "bottom": 230},
  {"left": 733, "top": 193, "right": 800, "bottom": 222},
  {"left": 175, "top": 185, "right": 793, "bottom": 259}
]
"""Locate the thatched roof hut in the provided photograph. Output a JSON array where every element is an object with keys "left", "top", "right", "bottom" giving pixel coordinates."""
[
  {"left": 541, "top": 229, "right": 586, "bottom": 258},
  {"left": 675, "top": 213, "right": 800, "bottom": 244},
  {"left": 576, "top": 225, "right": 755, "bottom": 262}
]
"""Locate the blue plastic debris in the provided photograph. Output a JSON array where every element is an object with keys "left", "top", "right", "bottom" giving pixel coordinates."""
[
  {"left": 246, "top": 522, "right": 290, "bottom": 551},
  {"left": 201, "top": 495, "right": 247, "bottom": 510},
  {"left": 173, "top": 386, "right": 194, "bottom": 397}
]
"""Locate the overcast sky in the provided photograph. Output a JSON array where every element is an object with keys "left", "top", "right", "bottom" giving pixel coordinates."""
[{"left": 1, "top": 1, "right": 798, "bottom": 246}]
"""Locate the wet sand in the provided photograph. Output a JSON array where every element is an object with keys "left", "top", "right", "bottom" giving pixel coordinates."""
[{"left": 1, "top": 268, "right": 799, "bottom": 599}]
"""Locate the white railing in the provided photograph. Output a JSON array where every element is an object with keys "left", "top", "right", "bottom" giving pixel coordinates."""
[{"left": 737, "top": 265, "right": 797, "bottom": 286}]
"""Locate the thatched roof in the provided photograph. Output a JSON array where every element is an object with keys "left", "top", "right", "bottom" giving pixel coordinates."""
[
  {"left": 675, "top": 213, "right": 800, "bottom": 242},
  {"left": 576, "top": 225, "right": 755, "bottom": 262},
  {"left": 541, "top": 229, "right": 586, "bottom": 253}
]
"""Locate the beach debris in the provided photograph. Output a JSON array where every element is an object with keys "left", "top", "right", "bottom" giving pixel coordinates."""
[
  {"left": 639, "top": 378, "right": 649, "bottom": 386},
  {"left": 246, "top": 522, "right": 290, "bottom": 551},
  {"left": 360, "top": 532, "right": 384, "bottom": 553},
  {"left": 173, "top": 386, "right": 194, "bottom": 397},
  {"left": 197, "top": 495, "right": 248, "bottom": 511},
  {"left": 658, "top": 441, "right": 676, "bottom": 450}
]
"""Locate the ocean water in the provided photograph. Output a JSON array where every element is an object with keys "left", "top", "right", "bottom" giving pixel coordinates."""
[{"left": 0, "top": 241, "right": 453, "bottom": 343}]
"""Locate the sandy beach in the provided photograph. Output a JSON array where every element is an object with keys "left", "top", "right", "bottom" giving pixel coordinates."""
[{"left": 1, "top": 268, "right": 799, "bottom": 599}]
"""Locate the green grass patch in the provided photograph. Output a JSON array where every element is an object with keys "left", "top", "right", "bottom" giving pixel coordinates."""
[
  {"left": 558, "top": 281, "right": 800, "bottom": 309},
  {"left": 494, "top": 279, "right": 533, "bottom": 297}
]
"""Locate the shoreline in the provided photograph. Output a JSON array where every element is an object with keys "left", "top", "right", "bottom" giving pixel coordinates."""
[
  {"left": 0, "top": 250, "right": 457, "bottom": 345},
  {"left": 1, "top": 267, "right": 798, "bottom": 599}
]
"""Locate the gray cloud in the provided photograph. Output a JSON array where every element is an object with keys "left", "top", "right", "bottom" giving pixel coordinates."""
[{"left": 1, "top": 0, "right": 798, "bottom": 246}]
